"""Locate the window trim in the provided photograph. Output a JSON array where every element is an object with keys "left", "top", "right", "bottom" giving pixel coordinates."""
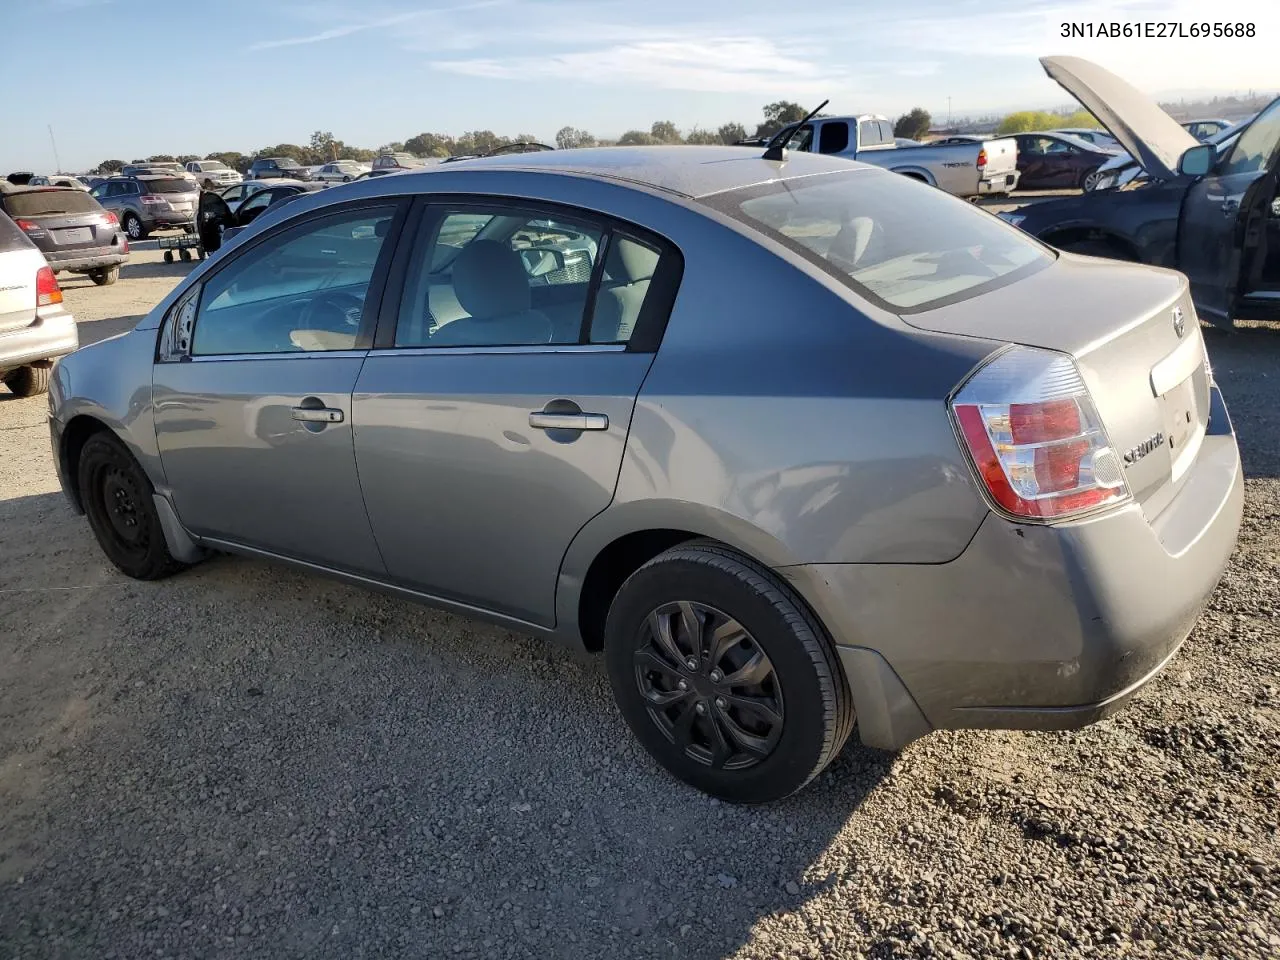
[
  {"left": 158, "top": 196, "right": 409, "bottom": 362},
  {"left": 370, "top": 193, "right": 683, "bottom": 354}
]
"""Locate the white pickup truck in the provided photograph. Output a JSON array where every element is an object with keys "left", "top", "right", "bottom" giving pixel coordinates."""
[
  {"left": 767, "top": 115, "right": 1020, "bottom": 198},
  {"left": 184, "top": 159, "right": 243, "bottom": 191}
]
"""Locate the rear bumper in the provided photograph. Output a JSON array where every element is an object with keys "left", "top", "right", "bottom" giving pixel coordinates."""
[
  {"left": 145, "top": 211, "right": 196, "bottom": 228},
  {"left": 976, "top": 171, "right": 1020, "bottom": 194},
  {"left": 784, "top": 386, "right": 1242, "bottom": 749},
  {"left": 45, "top": 245, "right": 129, "bottom": 273},
  {"left": 0, "top": 309, "right": 79, "bottom": 373}
]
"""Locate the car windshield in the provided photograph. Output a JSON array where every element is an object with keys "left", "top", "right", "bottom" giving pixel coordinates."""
[
  {"left": 708, "top": 169, "right": 1053, "bottom": 312},
  {"left": 1, "top": 189, "right": 101, "bottom": 217},
  {"left": 144, "top": 178, "right": 194, "bottom": 194},
  {"left": 274, "top": 159, "right": 301, "bottom": 169}
]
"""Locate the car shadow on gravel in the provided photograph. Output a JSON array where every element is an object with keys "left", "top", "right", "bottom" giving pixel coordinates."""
[
  {"left": 0, "top": 502, "right": 896, "bottom": 960},
  {"left": 1203, "top": 322, "right": 1280, "bottom": 478}
]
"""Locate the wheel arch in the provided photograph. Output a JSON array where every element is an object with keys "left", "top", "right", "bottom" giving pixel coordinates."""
[
  {"left": 58, "top": 414, "right": 117, "bottom": 513},
  {"left": 1040, "top": 225, "right": 1142, "bottom": 261}
]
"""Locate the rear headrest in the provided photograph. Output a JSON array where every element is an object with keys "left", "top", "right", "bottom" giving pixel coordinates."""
[
  {"left": 451, "top": 239, "right": 530, "bottom": 319},
  {"left": 606, "top": 238, "right": 659, "bottom": 284},
  {"left": 374, "top": 218, "right": 391, "bottom": 238}
]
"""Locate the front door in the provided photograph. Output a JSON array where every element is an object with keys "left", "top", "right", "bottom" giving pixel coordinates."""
[
  {"left": 1179, "top": 97, "right": 1280, "bottom": 324},
  {"left": 153, "top": 200, "right": 404, "bottom": 575},
  {"left": 352, "top": 200, "right": 679, "bottom": 625}
]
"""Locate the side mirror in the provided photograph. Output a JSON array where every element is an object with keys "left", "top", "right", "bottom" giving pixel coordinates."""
[{"left": 1179, "top": 143, "right": 1214, "bottom": 177}]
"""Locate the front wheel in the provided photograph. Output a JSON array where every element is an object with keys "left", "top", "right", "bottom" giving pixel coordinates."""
[
  {"left": 77, "top": 432, "right": 188, "bottom": 580},
  {"left": 604, "top": 541, "right": 854, "bottom": 803},
  {"left": 1080, "top": 168, "right": 1104, "bottom": 192},
  {"left": 91, "top": 265, "right": 120, "bottom": 285}
]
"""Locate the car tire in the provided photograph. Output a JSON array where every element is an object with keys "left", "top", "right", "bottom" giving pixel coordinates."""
[
  {"left": 3, "top": 363, "right": 51, "bottom": 397},
  {"left": 343, "top": 175, "right": 352, "bottom": 182},
  {"left": 604, "top": 540, "right": 854, "bottom": 803},
  {"left": 1080, "top": 168, "right": 1104, "bottom": 191},
  {"left": 90, "top": 265, "right": 120, "bottom": 286},
  {"left": 122, "top": 213, "right": 145, "bottom": 241},
  {"left": 77, "top": 432, "right": 188, "bottom": 581}
]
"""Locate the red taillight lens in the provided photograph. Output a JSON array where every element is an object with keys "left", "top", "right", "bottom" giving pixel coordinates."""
[
  {"left": 977, "top": 148, "right": 988, "bottom": 168},
  {"left": 140, "top": 194, "right": 166, "bottom": 205},
  {"left": 951, "top": 347, "right": 1128, "bottom": 521},
  {"left": 14, "top": 219, "right": 39, "bottom": 231},
  {"left": 35, "top": 266, "right": 62, "bottom": 307},
  {"left": 102, "top": 211, "right": 119, "bottom": 226}
]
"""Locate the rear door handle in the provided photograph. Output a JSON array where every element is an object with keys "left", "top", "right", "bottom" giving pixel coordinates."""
[
  {"left": 291, "top": 405, "right": 344, "bottom": 423},
  {"left": 528, "top": 411, "right": 609, "bottom": 431}
]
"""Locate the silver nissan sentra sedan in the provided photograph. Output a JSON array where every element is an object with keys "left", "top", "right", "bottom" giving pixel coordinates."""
[{"left": 47, "top": 146, "right": 1243, "bottom": 803}]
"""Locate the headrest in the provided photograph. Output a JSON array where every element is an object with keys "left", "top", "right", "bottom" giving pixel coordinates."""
[
  {"left": 606, "top": 238, "right": 660, "bottom": 284},
  {"left": 451, "top": 239, "right": 531, "bottom": 318},
  {"left": 375, "top": 218, "right": 391, "bottom": 238}
]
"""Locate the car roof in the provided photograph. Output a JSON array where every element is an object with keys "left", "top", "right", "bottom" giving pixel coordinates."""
[
  {"left": 396, "top": 145, "right": 873, "bottom": 199},
  {"left": 0, "top": 182, "right": 80, "bottom": 195},
  {"left": 135, "top": 173, "right": 193, "bottom": 182}
]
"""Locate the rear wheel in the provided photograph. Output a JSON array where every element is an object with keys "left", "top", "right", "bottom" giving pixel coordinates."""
[
  {"left": 604, "top": 541, "right": 854, "bottom": 803},
  {"left": 90, "top": 265, "right": 120, "bottom": 286},
  {"left": 122, "top": 213, "right": 145, "bottom": 241},
  {"left": 77, "top": 432, "right": 187, "bottom": 580},
  {"left": 3, "top": 363, "right": 51, "bottom": 397}
]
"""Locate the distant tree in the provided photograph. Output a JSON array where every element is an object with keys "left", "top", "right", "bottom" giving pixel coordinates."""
[
  {"left": 377, "top": 141, "right": 406, "bottom": 154},
  {"left": 96, "top": 159, "right": 124, "bottom": 173},
  {"left": 684, "top": 127, "right": 721, "bottom": 145},
  {"left": 997, "top": 110, "right": 1061, "bottom": 134},
  {"left": 555, "top": 126, "right": 596, "bottom": 149},
  {"left": 404, "top": 132, "right": 456, "bottom": 158},
  {"left": 310, "top": 130, "right": 339, "bottom": 162},
  {"left": 1060, "top": 110, "right": 1101, "bottom": 129},
  {"left": 717, "top": 122, "right": 748, "bottom": 144},
  {"left": 894, "top": 107, "right": 932, "bottom": 140},
  {"left": 617, "top": 130, "right": 657, "bottom": 146},
  {"left": 176, "top": 154, "right": 200, "bottom": 164},
  {"left": 207, "top": 151, "right": 248, "bottom": 173},
  {"left": 649, "top": 120, "right": 682, "bottom": 144},
  {"left": 513, "top": 133, "right": 541, "bottom": 146},
  {"left": 754, "top": 101, "right": 808, "bottom": 137},
  {"left": 147, "top": 154, "right": 176, "bottom": 162},
  {"left": 454, "top": 130, "right": 507, "bottom": 155},
  {"left": 252, "top": 143, "right": 311, "bottom": 163}
]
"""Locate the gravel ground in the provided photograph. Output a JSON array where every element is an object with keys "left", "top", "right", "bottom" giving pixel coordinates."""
[{"left": 1, "top": 253, "right": 1278, "bottom": 959}]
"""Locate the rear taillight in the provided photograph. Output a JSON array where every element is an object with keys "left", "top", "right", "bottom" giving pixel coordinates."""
[
  {"left": 101, "top": 211, "right": 119, "bottom": 226},
  {"left": 976, "top": 147, "right": 988, "bottom": 168},
  {"left": 140, "top": 194, "right": 166, "bottom": 205},
  {"left": 950, "top": 346, "right": 1128, "bottom": 521},
  {"left": 14, "top": 219, "right": 39, "bottom": 231},
  {"left": 35, "top": 266, "right": 62, "bottom": 307}
]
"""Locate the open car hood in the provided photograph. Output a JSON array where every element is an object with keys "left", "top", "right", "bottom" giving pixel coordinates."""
[{"left": 1040, "top": 56, "right": 1198, "bottom": 181}]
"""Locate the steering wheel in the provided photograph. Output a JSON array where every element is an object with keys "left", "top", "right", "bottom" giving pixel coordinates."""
[{"left": 301, "top": 290, "right": 365, "bottom": 331}]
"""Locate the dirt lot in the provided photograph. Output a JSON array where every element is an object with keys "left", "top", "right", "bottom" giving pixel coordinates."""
[{"left": 2, "top": 251, "right": 1278, "bottom": 959}]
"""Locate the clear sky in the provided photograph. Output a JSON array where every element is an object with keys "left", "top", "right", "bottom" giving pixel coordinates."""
[{"left": 2, "top": 0, "right": 1275, "bottom": 172}]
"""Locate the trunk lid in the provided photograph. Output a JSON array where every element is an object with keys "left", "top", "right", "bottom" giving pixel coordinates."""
[
  {"left": 1040, "top": 56, "right": 1198, "bottom": 182},
  {"left": 977, "top": 137, "right": 1018, "bottom": 179},
  {"left": 0, "top": 219, "right": 42, "bottom": 335},
  {"left": 907, "top": 253, "right": 1211, "bottom": 516}
]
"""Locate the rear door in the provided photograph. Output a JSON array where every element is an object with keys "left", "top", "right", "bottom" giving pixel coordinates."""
[
  {"left": 1178, "top": 98, "right": 1280, "bottom": 323},
  {"left": 352, "top": 199, "right": 682, "bottom": 626}
]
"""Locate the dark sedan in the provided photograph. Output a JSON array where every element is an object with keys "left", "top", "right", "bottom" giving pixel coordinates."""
[
  {"left": 197, "top": 181, "right": 326, "bottom": 254},
  {"left": 0, "top": 183, "right": 128, "bottom": 285},
  {"left": 1012, "top": 132, "right": 1118, "bottom": 191}
]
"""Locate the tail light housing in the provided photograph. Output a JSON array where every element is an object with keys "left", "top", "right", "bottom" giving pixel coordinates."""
[
  {"left": 35, "top": 266, "right": 62, "bottom": 307},
  {"left": 977, "top": 147, "right": 988, "bottom": 168},
  {"left": 101, "top": 211, "right": 119, "bottom": 226},
  {"left": 950, "top": 346, "right": 1129, "bottom": 521},
  {"left": 140, "top": 194, "right": 166, "bottom": 205},
  {"left": 14, "top": 219, "right": 41, "bottom": 232}
]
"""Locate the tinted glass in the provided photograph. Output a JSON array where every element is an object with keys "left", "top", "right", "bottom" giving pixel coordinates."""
[
  {"left": 395, "top": 206, "right": 602, "bottom": 347},
  {"left": 144, "top": 178, "right": 194, "bottom": 194},
  {"left": 710, "top": 169, "right": 1052, "bottom": 312},
  {"left": 193, "top": 206, "right": 395, "bottom": 355},
  {"left": 818, "top": 122, "right": 849, "bottom": 154},
  {"left": 275, "top": 158, "right": 301, "bottom": 169},
  {"left": 1220, "top": 100, "right": 1280, "bottom": 176},
  {"left": 1, "top": 190, "right": 101, "bottom": 217}
]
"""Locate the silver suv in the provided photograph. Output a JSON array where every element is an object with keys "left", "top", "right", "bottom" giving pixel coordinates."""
[
  {"left": 90, "top": 175, "right": 200, "bottom": 240},
  {"left": 0, "top": 212, "right": 77, "bottom": 396}
]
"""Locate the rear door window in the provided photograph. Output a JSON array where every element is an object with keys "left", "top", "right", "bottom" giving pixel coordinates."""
[
  {"left": 707, "top": 168, "right": 1052, "bottom": 313},
  {"left": 817, "top": 122, "right": 849, "bottom": 154}
]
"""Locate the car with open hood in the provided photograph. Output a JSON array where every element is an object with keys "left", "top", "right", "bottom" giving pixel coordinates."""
[
  {"left": 197, "top": 180, "right": 326, "bottom": 254},
  {"left": 1000, "top": 56, "right": 1280, "bottom": 330},
  {"left": 47, "top": 145, "right": 1241, "bottom": 802}
]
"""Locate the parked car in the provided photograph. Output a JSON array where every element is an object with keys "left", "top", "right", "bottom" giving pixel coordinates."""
[
  {"left": 5, "top": 172, "right": 36, "bottom": 185},
  {"left": 122, "top": 162, "right": 197, "bottom": 184},
  {"left": 216, "top": 179, "right": 275, "bottom": 213},
  {"left": 769, "top": 115, "right": 1020, "bottom": 196},
  {"left": 1182, "top": 118, "right": 1234, "bottom": 141},
  {"left": 351, "top": 169, "right": 399, "bottom": 182},
  {"left": 1089, "top": 117, "right": 1252, "bottom": 191},
  {"left": 197, "top": 181, "right": 325, "bottom": 253},
  {"left": 29, "top": 175, "right": 90, "bottom": 191},
  {"left": 49, "top": 146, "right": 1242, "bottom": 802},
  {"left": 247, "top": 157, "right": 313, "bottom": 181},
  {"left": 372, "top": 152, "right": 429, "bottom": 172},
  {"left": 0, "top": 184, "right": 128, "bottom": 285},
  {"left": 0, "top": 211, "right": 77, "bottom": 396},
  {"left": 185, "top": 159, "right": 243, "bottom": 191},
  {"left": 90, "top": 175, "right": 200, "bottom": 240},
  {"left": 1047, "top": 127, "right": 1122, "bottom": 150},
  {"left": 1009, "top": 131, "right": 1118, "bottom": 190},
  {"left": 314, "top": 160, "right": 370, "bottom": 183},
  {"left": 1000, "top": 56, "right": 1280, "bottom": 329}
]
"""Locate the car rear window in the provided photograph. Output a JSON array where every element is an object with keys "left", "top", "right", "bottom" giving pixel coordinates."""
[
  {"left": 705, "top": 168, "right": 1053, "bottom": 313},
  {"left": 0, "top": 212, "right": 35, "bottom": 253},
  {"left": 144, "top": 178, "right": 194, "bottom": 194},
  {"left": 1, "top": 189, "right": 102, "bottom": 217},
  {"left": 274, "top": 159, "right": 301, "bottom": 169}
]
